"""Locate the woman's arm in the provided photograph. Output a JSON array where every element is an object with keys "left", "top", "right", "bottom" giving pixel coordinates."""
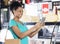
[
  {"left": 28, "top": 24, "right": 44, "bottom": 38},
  {"left": 11, "top": 22, "right": 41, "bottom": 39}
]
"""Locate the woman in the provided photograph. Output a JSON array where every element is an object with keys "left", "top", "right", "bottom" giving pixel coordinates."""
[{"left": 9, "top": 1, "right": 45, "bottom": 44}]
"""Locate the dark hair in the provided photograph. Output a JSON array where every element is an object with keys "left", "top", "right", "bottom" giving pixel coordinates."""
[{"left": 10, "top": 1, "right": 24, "bottom": 11}]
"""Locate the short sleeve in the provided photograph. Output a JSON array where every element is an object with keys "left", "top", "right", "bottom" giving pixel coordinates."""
[{"left": 9, "top": 20, "right": 17, "bottom": 27}]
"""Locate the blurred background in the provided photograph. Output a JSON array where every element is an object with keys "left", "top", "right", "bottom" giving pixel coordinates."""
[{"left": 0, "top": 0, "right": 60, "bottom": 44}]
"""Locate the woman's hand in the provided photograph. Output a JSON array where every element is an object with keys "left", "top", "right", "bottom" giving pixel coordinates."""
[
  {"left": 28, "top": 22, "right": 45, "bottom": 38},
  {"left": 28, "top": 21, "right": 45, "bottom": 35},
  {"left": 36, "top": 22, "right": 45, "bottom": 28}
]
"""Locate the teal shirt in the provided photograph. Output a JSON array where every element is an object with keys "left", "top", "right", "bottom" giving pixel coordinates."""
[{"left": 9, "top": 19, "right": 28, "bottom": 44}]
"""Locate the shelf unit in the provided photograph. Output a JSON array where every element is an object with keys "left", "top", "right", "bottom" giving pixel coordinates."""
[{"left": 24, "top": 22, "right": 60, "bottom": 25}]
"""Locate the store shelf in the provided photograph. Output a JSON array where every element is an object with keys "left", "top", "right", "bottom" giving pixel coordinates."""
[
  {"left": 45, "top": 22, "right": 60, "bottom": 25},
  {"left": 24, "top": 22, "right": 60, "bottom": 25}
]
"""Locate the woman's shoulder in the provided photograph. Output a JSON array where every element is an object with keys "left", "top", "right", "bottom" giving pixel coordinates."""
[
  {"left": 9, "top": 19, "right": 16, "bottom": 24},
  {"left": 8, "top": 19, "right": 17, "bottom": 27}
]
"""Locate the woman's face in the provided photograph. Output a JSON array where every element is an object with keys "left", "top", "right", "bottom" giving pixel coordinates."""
[{"left": 13, "top": 7, "right": 23, "bottom": 18}]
